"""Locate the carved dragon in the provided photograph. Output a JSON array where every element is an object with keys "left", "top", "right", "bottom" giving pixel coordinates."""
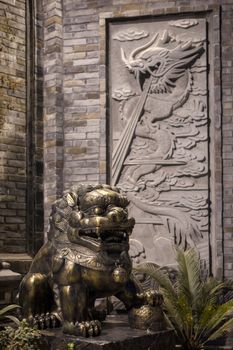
[
  {"left": 113, "top": 30, "right": 204, "bottom": 182},
  {"left": 112, "top": 30, "right": 206, "bottom": 248}
]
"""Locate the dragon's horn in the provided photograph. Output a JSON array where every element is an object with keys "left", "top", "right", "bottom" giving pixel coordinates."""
[
  {"left": 158, "top": 30, "right": 170, "bottom": 45},
  {"left": 121, "top": 47, "right": 130, "bottom": 67},
  {"left": 129, "top": 33, "right": 159, "bottom": 61}
]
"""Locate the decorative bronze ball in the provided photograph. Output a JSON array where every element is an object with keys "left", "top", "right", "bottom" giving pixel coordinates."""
[
  {"left": 128, "top": 304, "right": 167, "bottom": 331},
  {"left": 112, "top": 266, "right": 128, "bottom": 284}
]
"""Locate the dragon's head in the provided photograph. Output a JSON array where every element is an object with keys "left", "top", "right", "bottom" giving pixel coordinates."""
[
  {"left": 121, "top": 30, "right": 203, "bottom": 91},
  {"left": 48, "top": 184, "right": 135, "bottom": 254},
  {"left": 121, "top": 32, "right": 167, "bottom": 78}
]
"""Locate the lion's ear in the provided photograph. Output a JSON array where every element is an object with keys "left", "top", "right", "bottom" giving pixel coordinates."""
[{"left": 64, "top": 192, "right": 78, "bottom": 207}]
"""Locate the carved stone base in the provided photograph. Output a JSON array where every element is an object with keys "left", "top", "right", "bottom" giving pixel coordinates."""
[
  {"left": 0, "top": 261, "right": 22, "bottom": 306},
  {"left": 41, "top": 315, "right": 175, "bottom": 350}
]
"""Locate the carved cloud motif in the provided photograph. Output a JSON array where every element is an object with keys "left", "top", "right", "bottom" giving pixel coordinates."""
[
  {"left": 112, "top": 88, "right": 136, "bottom": 101},
  {"left": 113, "top": 28, "right": 149, "bottom": 41},
  {"left": 169, "top": 19, "right": 198, "bottom": 29}
]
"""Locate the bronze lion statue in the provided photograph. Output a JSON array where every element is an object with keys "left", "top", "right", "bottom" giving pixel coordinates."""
[{"left": 19, "top": 184, "right": 164, "bottom": 336}]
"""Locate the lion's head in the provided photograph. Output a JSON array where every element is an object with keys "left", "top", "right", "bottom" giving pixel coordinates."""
[{"left": 48, "top": 184, "right": 135, "bottom": 254}]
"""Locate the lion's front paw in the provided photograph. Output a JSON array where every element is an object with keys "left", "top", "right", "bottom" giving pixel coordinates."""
[
  {"left": 63, "top": 320, "right": 102, "bottom": 337},
  {"left": 137, "top": 289, "right": 163, "bottom": 307}
]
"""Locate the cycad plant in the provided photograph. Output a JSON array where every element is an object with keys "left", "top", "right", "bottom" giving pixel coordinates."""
[{"left": 134, "top": 248, "right": 233, "bottom": 350}]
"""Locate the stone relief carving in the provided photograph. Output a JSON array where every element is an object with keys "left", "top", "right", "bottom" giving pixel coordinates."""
[
  {"left": 170, "top": 31, "right": 205, "bottom": 44},
  {"left": 113, "top": 28, "right": 149, "bottom": 41},
  {"left": 168, "top": 19, "right": 198, "bottom": 29},
  {"left": 129, "top": 238, "right": 146, "bottom": 264},
  {"left": 109, "top": 19, "right": 209, "bottom": 268}
]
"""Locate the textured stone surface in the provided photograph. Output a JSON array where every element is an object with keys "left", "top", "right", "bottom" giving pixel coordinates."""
[
  {"left": 41, "top": 315, "right": 175, "bottom": 350},
  {"left": 109, "top": 16, "right": 209, "bottom": 269},
  {"left": 0, "top": 0, "right": 233, "bottom": 281},
  {"left": 0, "top": 261, "right": 21, "bottom": 306}
]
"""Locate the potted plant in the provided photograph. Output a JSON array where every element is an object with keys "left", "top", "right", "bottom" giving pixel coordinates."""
[{"left": 134, "top": 248, "right": 233, "bottom": 350}]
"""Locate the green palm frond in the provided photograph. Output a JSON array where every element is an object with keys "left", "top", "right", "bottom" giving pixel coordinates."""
[
  {"left": 198, "top": 299, "right": 233, "bottom": 342},
  {"left": 197, "top": 278, "right": 220, "bottom": 304},
  {"left": 176, "top": 295, "right": 194, "bottom": 339},
  {"left": 163, "top": 294, "right": 186, "bottom": 338},
  {"left": 0, "top": 305, "right": 20, "bottom": 318},
  {"left": 195, "top": 301, "right": 216, "bottom": 333},
  {"left": 193, "top": 279, "right": 226, "bottom": 329},
  {"left": 176, "top": 249, "right": 201, "bottom": 304},
  {"left": 134, "top": 262, "right": 176, "bottom": 300},
  {"left": 0, "top": 304, "right": 21, "bottom": 327},
  {"left": 197, "top": 283, "right": 224, "bottom": 328},
  {"left": 206, "top": 316, "right": 233, "bottom": 343},
  {"left": 5, "top": 315, "right": 20, "bottom": 325}
]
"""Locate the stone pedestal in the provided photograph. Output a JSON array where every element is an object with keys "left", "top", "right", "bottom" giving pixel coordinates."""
[
  {"left": 41, "top": 315, "right": 175, "bottom": 350},
  {"left": 0, "top": 261, "right": 22, "bottom": 306}
]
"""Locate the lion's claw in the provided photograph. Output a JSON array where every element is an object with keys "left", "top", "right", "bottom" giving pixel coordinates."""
[
  {"left": 137, "top": 289, "right": 163, "bottom": 306},
  {"left": 63, "top": 320, "right": 101, "bottom": 337},
  {"left": 90, "top": 320, "right": 101, "bottom": 336},
  {"left": 29, "top": 312, "right": 61, "bottom": 329}
]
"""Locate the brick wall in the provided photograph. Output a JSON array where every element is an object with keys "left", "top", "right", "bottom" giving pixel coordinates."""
[
  {"left": 0, "top": 0, "right": 44, "bottom": 255},
  {"left": 221, "top": 1, "right": 233, "bottom": 279},
  {"left": 63, "top": 4, "right": 105, "bottom": 188},
  {"left": 43, "top": 0, "right": 64, "bottom": 233},
  {"left": 0, "top": 0, "right": 27, "bottom": 253}
]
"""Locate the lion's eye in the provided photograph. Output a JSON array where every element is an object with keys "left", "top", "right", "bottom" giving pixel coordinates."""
[
  {"left": 107, "top": 204, "right": 115, "bottom": 211},
  {"left": 93, "top": 207, "right": 104, "bottom": 215}
]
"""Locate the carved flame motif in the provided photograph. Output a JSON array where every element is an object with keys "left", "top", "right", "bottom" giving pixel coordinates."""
[{"left": 111, "top": 25, "right": 208, "bottom": 257}]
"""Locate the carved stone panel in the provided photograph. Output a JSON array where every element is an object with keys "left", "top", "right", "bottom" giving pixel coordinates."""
[{"left": 108, "top": 17, "right": 209, "bottom": 268}]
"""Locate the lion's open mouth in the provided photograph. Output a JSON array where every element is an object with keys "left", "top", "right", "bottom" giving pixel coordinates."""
[
  {"left": 101, "top": 230, "right": 128, "bottom": 243},
  {"left": 78, "top": 228, "right": 129, "bottom": 252}
]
